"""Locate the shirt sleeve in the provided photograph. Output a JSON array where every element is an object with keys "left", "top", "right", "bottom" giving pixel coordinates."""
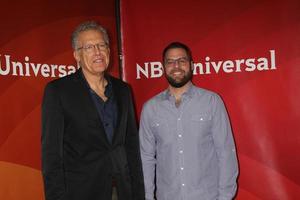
[
  {"left": 139, "top": 102, "right": 156, "bottom": 200},
  {"left": 211, "top": 94, "right": 239, "bottom": 200},
  {"left": 41, "top": 83, "right": 66, "bottom": 200}
]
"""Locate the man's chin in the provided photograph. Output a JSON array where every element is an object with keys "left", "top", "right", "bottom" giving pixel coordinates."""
[
  {"left": 168, "top": 79, "right": 189, "bottom": 88},
  {"left": 93, "top": 65, "right": 108, "bottom": 73}
]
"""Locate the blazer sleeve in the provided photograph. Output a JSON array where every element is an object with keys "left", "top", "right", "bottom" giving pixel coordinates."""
[
  {"left": 124, "top": 86, "right": 145, "bottom": 200},
  {"left": 41, "top": 82, "right": 66, "bottom": 200}
]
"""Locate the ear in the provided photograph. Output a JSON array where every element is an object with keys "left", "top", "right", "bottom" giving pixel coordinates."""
[
  {"left": 190, "top": 61, "right": 194, "bottom": 71},
  {"left": 73, "top": 50, "right": 80, "bottom": 62},
  {"left": 106, "top": 47, "right": 111, "bottom": 65},
  {"left": 162, "top": 65, "right": 166, "bottom": 73}
]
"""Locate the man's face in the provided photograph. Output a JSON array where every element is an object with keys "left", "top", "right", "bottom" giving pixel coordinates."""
[
  {"left": 164, "top": 48, "right": 193, "bottom": 88},
  {"left": 73, "top": 30, "right": 110, "bottom": 76}
]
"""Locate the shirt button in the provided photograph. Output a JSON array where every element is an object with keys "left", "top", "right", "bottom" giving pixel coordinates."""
[
  {"left": 178, "top": 134, "right": 182, "bottom": 137},
  {"left": 200, "top": 118, "right": 203, "bottom": 121},
  {"left": 182, "top": 183, "right": 185, "bottom": 186},
  {"left": 180, "top": 167, "right": 184, "bottom": 170}
]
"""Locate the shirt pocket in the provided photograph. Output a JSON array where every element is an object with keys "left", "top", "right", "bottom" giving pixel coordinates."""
[
  {"left": 190, "top": 114, "right": 212, "bottom": 139},
  {"left": 150, "top": 118, "right": 172, "bottom": 145},
  {"left": 191, "top": 114, "right": 212, "bottom": 122}
]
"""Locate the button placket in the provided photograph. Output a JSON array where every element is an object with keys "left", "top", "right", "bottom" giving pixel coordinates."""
[{"left": 177, "top": 109, "right": 186, "bottom": 194}]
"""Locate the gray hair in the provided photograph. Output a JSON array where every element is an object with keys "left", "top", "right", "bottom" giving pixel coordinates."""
[{"left": 71, "top": 21, "right": 110, "bottom": 50}]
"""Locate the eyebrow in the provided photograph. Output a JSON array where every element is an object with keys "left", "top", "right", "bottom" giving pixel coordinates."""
[{"left": 165, "top": 57, "right": 188, "bottom": 60}]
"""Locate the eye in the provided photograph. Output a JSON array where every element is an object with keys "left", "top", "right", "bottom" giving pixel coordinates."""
[
  {"left": 179, "top": 58, "right": 188, "bottom": 64},
  {"left": 98, "top": 44, "right": 107, "bottom": 49},
  {"left": 166, "top": 60, "right": 175, "bottom": 65},
  {"left": 84, "top": 45, "right": 94, "bottom": 50}
]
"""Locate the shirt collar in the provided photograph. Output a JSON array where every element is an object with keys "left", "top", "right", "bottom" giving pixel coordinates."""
[
  {"left": 80, "top": 70, "right": 113, "bottom": 98},
  {"left": 161, "top": 82, "right": 195, "bottom": 101}
]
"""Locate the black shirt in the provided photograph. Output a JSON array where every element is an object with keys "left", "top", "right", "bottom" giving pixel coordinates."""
[{"left": 82, "top": 72, "right": 117, "bottom": 143}]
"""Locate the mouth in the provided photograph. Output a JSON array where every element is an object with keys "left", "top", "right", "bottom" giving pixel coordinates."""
[
  {"left": 171, "top": 70, "right": 185, "bottom": 76},
  {"left": 173, "top": 71, "right": 182, "bottom": 75},
  {"left": 93, "top": 57, "right": 105, "bottom": 63}
]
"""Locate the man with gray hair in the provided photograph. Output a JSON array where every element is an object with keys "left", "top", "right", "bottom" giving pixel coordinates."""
[{"left": 42, "top": 21, "right": 145, "bottom": 200}]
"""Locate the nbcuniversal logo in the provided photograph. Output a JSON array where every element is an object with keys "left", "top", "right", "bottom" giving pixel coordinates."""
[{"left": 136, "top": 50, "right": 277, "bottom": 79}]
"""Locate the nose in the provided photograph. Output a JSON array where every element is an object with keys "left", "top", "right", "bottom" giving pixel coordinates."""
[
  {"left": 93, "top": 46, "right": 101, "bottom": 54},
  {"left": 174, "top": 60, "right": 180, "bottom": 68}
]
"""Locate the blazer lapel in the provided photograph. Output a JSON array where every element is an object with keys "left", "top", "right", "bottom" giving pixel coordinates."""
[{"left": 111, "top": 78, "right": 127, "bottom": 145}]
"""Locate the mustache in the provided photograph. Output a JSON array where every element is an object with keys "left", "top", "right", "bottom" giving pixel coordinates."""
[{"left": 170, "top": 69, "right": 185, "bottom": 74}]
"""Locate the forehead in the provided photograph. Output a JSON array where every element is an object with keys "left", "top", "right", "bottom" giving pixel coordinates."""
[
  {"left": 77, "top": 30, "right": 105, "bottom": 44},
  {"left": 165, "top": 48, "right": 188, "bottom": 59}
]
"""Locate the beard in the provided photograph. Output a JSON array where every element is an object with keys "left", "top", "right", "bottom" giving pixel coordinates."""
[{"left": 165, "top": 67, "right": 193, "bottom": 88}]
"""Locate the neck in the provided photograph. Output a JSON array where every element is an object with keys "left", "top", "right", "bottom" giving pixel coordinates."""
[
  {"left": 168, "top": 81, "right": 191, "bottom": 100},
  {"left": 82, "top": 69, "right": 107, "bottom": 90}
]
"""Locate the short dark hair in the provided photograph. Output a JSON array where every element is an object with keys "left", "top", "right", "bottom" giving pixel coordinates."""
[
  {"left": 162, "top": 42, "right": 193, "bottom": 63},
  {"left": 71, "top": 21, "right": 109, "bottom": 50}
]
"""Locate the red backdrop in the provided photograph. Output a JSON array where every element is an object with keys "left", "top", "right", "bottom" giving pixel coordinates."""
[
  {"left": 0, "top": 1, "right": 118, "bottom": 199},
  {"left": 120, "top": 0, "right": 300, "bottom": 199},
  {"left": 1, "top": 0, "right": 300, "bottom": 199}
]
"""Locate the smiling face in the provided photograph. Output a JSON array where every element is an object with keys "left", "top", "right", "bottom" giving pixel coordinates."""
[
  {"left": 163, "top": 48, "right": 193, "bottom": 88},
  {"left": 73, "top": 29, "right": 110, "bottom": 78}
]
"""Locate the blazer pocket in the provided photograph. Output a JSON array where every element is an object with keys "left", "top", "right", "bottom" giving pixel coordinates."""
[{"left": 65, "top": 170, "right": 88, "bottom": 181}]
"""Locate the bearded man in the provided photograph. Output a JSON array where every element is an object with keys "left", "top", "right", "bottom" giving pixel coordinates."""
[{"left": 139, "top": 42, "right": 238, "bottom": 200}]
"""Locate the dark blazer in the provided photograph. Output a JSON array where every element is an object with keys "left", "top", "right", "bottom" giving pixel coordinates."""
[{"left": 41, "top": 69, "right": 145, "bottom": 200}]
